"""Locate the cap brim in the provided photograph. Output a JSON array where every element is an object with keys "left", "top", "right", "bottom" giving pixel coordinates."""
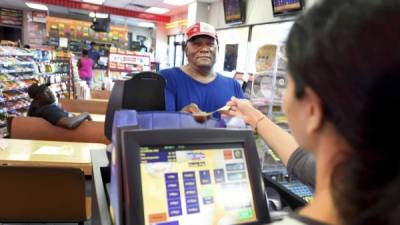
[{"left": 187, "top": 32, "right": 217, "bottom": 41}]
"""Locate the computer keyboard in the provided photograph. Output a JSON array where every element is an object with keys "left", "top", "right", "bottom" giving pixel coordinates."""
[
  {"left": 264, "top": 170, "right": 313, "bottom": 201},
  {"left": 262, "top": 150, "right": 314, "bottom": 203},
  {"left": 256, "top": 139, "right": 314, "bottom": 206},
  {"left": 278, "top": 179, "right": 313, "bottom": 202}
]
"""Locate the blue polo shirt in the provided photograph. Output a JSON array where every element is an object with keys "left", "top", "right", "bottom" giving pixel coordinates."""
[
  {"left": 159, "top": 67, "right": 244, "bottom": 118},
  {"left": 88, "top": 47, "right": 100, "bottom": 63}
]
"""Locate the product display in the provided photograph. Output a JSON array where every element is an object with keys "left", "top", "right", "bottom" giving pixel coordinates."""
[
  {"left": 38, "top": 59, "right": 73, "bottom": 99},
  {"left": 0, "top": 47, "right": 74, "bottom": 137},
  {"left": 250, "top": 44, "right": 287, "bottom": 117},
  {"left": 0, "top": 46, "right": 32, "bottom": 56},
  {"left": 46, "top": 16, "right": 128, "bottom": 48},
  {"left": 255, "top": 44, "right": 277, "bottom": 72},
  {"left": 0, "top": 47, "right": 35, "bottom": 136},
  {"left": 108, "top": 47, "right": 151, "bottom": 79},
  {"left": 250, "top": 43, "right": 313, "bottom": 202},
  {"left": 251, "top": 44, "right": 289, "bottom": 129},
  {"left": 109, "top": 47, "right": 151, "bottom": 72},
  {"left": 26, "top": 11, "right": 47, "bottom": 47},
  {"left": 0, "top": 7, "right": 22, "bottom": 27},
  {"left": 75, "top": 80, "right": 91, "bottom": 100}
]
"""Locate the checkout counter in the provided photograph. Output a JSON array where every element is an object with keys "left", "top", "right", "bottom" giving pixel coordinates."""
[{"left": 90, "top": 111, "right": 310, "bottom": 225}]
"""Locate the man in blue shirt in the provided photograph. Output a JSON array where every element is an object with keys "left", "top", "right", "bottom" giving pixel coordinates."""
[
  {"left": 88, "top": 42, "right": 100, "bottom": 65},
  {"left": 159, "top": 22, "right": 244, "bottom": 118}
]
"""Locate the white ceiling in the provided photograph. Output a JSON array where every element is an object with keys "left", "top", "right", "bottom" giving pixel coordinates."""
[
  {"left": 0, "top": 0, "right": 28, "bottom": 10},
  {"left": 103, "top": 0, "right": 188, "bottom": 16},
  {"left": 102, "top": 0, "right": 219, "bottom": 16},
  {"left": 0, "top": 0, "right": 221, "bottom": 15}
]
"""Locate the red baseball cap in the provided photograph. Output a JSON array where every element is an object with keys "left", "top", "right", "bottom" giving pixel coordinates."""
[{"left": 185, "top": 22, "right": 218, "bottom": 41}]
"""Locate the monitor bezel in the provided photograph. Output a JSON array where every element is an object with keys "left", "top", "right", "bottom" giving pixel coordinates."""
[{"left": 121, "top": 128, "right": 270, "bottom": 225}]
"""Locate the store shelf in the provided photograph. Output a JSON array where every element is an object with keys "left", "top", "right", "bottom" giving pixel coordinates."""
[
  {"left": 4, "top": 95, "right": 29, "bottom": 101},
  {"left": 0, "top": 53, "right": 33, "bottom": 57},
  {"left": 108, "top": 68, "right": 142, "bottom": 73},
  {"left": 9, "top": 75, "right": 39, "bottom": 81},
  {"left": 7, "top": 105, "right": 29, "bottom": 112},
  {"left": 251, "top": 98, "right": 282, "bottom": 107},
  {"left": 0, "top": 47, "right": 75, "bottom": 133},
  {"left": 0, "top": 46, "right": 34, "bottom": 57},
  {"left": 0, "top": 120, "right": 7, "bottom": 127},
  {"left": 2, "top": 87, "right": 27, "bottom": 92},
  {"left": 0, "top": 69, "right": 35, "bottom": 73},
  {"left": 0, "top": 61, "right": 34, "bottom": 66}
]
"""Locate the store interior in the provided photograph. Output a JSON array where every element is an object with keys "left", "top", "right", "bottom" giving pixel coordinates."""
[{"left": 0, "top": 0, "right": 322, "bottom": 224}]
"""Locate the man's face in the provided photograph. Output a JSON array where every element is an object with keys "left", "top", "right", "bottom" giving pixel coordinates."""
[{"left": 185, "top": 35, "right": 218, "bottom": 70}]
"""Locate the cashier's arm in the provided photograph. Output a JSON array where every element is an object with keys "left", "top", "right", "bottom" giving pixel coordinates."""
[{"left": 225, "top": 97, "right": 299, "bottom": 166}]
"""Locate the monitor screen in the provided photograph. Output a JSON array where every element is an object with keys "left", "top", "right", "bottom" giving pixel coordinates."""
[
  {"left": 91, "top": 17, "right": 110, "bottom": 32},
  {"left": 140, "top": 143, "right": 257, "bottom": 225},
  {"left": 120, "top": 128, "right": 269, "bottom": 225},
  {"left": 271, "top": 0, "right": 303, "bottom": 16},
  {"left": 223, "top": 0, "right": 246, "bottom": 24}
]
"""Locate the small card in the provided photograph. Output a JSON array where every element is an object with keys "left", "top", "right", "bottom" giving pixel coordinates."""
[
  {"left": 0, "top": 142, "right": 8, "bottom": 151},
  {"left": 34, "top": 146, "right": 73, "bottom": 156}
]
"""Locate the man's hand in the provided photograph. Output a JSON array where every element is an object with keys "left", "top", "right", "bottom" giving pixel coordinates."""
[
  {"left": 180, "top": 103, "right": 202, "bottom": 114},
  {"left": 180, "top": 103, "right": 209, "bottom": 123}
]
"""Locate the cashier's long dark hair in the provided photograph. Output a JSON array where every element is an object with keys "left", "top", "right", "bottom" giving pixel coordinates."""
[{"left": 286, "top": 0, "right": 400, "bottom": 224}]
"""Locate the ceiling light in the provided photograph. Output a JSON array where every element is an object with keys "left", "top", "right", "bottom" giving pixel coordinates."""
[
  {"left": 138, "top": 22, "right": 155, "bottom": 28},
  {"left": 163, "top": 0, "right": 193, "bottom": 6},
  {"left": 89, "top": 12, "right": 109, "bottom": 18},
  {"left": 25, "top": 2, "right": 48, "bottom": 11},
  {"left": 96, "top": 13, "right": 109, "bottom": 18},
  {"left": 82, "top": 0, "right": 104, "bottom": 5},
  {"left": 145, "top": 7, "right": 169, "bottom": 14}
]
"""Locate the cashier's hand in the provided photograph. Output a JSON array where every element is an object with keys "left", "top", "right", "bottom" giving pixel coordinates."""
[{"left": 222, "top": 97, "right": 265, "bottom": 128}]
